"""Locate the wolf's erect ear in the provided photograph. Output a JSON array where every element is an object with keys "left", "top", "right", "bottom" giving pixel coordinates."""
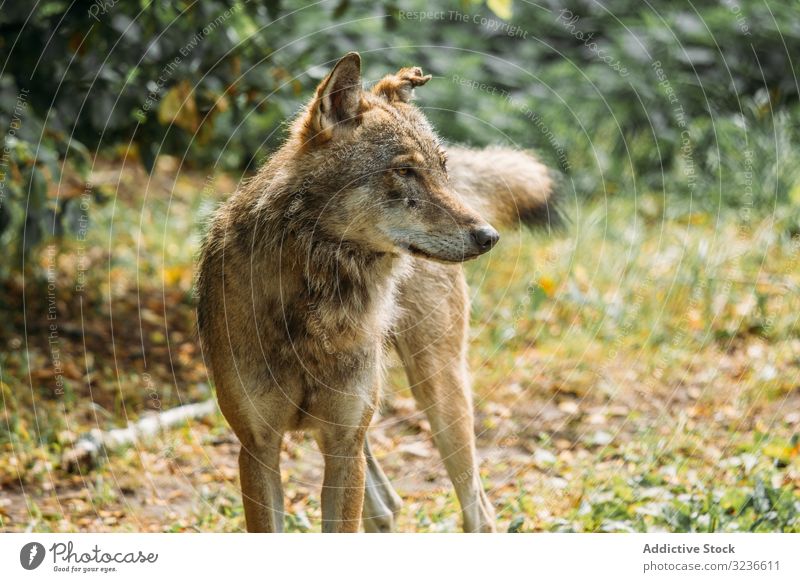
[
  {"left": 306, "top": 52, "right": 363, "bottom": 142},
  {"left": 372, "top": 66, "right": 431, "bottom": 103}
]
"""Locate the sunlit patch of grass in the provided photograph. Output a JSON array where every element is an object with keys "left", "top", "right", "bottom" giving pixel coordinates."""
[{"left": 460, "top": 195, "right": 800, "bottom": 533}]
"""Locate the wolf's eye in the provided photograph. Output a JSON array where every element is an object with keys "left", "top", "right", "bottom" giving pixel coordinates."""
[{"left": 395, "top": 167, "right": 412, "bottom": 177}]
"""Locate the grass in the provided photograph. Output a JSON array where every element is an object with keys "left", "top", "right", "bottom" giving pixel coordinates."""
[
  {"left": 463, "top": 193, "right": 800, "bottom": 532},
  {"left": 1, "top": 155, "right": 799, "bottom": 532}
]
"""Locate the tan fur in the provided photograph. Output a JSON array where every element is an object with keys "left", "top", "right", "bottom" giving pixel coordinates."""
[
  {"left": 372, "top": 66, "right": 432, "bottom": 103},
  {"left": 197, "top": 52, "right": 556, "bottom": 533},
  {"left": 448, "top": 146, "right": 556, "bottom": 229}
]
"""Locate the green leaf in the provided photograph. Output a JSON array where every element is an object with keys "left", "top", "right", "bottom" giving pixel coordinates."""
[{"left": 507, "top": 516, "right": 525, "bottom": 532}]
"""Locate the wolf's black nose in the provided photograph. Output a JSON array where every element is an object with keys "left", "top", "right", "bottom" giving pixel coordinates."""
[{"left": 471, "top": 226, "right": 500, "bottom": 251}]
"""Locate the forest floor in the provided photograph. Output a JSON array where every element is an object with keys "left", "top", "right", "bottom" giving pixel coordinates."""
[{"left": 2, "top": 156, "right": 799, "bottom": 532}]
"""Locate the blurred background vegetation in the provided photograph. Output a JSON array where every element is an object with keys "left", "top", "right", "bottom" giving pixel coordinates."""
[{"left": 1, "top": 0, "right": 799, "bottom": 271}]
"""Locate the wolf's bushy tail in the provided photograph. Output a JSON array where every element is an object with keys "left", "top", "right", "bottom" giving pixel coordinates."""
[{"left": 447, "top": 146, "right": 559, "bottom": 231}]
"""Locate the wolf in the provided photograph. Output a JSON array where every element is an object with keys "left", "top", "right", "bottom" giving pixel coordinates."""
[{"left": 197, "top": 52, "right": 556, "bottom": 532}]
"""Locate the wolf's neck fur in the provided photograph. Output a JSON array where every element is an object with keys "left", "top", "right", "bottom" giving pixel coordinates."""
[{"left": 235, "top": 156, "right": 408, "bottom": 354}]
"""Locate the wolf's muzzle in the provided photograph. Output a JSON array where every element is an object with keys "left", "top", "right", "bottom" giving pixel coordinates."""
[{"left": 471, "top": 225, "right": 500, "bottom": 253}]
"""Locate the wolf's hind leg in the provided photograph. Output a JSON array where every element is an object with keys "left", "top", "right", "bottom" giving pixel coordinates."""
[
  {"left": 398, "top": 345, "right": 496, "bottom": 532},
  {"left": 362, "top": 436, "right": 402, "bottom": 532},
  {"left": 394, "top": 264, "right": 496, "bottom": 533}
]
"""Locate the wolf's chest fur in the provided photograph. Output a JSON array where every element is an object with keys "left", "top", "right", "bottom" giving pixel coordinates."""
[
  {"left": 242, "top": 211, "right": 410, "bottom": 384},
  {"left": 284, "top": 242, "right": 403, "bottom": 355}
]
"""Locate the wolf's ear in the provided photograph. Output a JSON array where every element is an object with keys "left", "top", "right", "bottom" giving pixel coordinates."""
[
  {"left": 306, "top": 52, "right": 363, "bottom": 142},
  {"left": 372, "top": 66, "right": 431, "bottom": 103}
]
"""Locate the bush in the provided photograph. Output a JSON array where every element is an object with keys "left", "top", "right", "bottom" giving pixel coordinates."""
[{"left": 1, "top": 0, "right": 798, "bottom": 276}]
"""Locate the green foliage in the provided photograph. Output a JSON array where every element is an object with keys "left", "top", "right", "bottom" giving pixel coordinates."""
[{"left": 1, "top": 0, "right": 798, "bottom": 273}]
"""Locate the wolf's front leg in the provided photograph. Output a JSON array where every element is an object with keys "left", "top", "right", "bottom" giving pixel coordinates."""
[
  {"left": 317, "top": 422, "right": 370, "bottom": 532},
  {"left": 238, "top": 432, "right": 286, "bottom": 532}
]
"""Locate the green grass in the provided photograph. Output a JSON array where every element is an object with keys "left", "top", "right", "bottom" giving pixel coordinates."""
[
  {"left": 1, "top": 158, "right": 799, "bottom": 532},
  {"left": 461, "top": 194, "right": 800, "bottom": 532}
]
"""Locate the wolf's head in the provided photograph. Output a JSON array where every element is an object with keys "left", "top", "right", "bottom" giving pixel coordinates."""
[{"left": 289, "top": 52, "right": 498, "bottom": 263}]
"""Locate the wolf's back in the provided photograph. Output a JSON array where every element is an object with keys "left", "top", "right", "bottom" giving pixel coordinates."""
[{"left": 446, "top": 146, "right": 559, "bottom": 231}]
